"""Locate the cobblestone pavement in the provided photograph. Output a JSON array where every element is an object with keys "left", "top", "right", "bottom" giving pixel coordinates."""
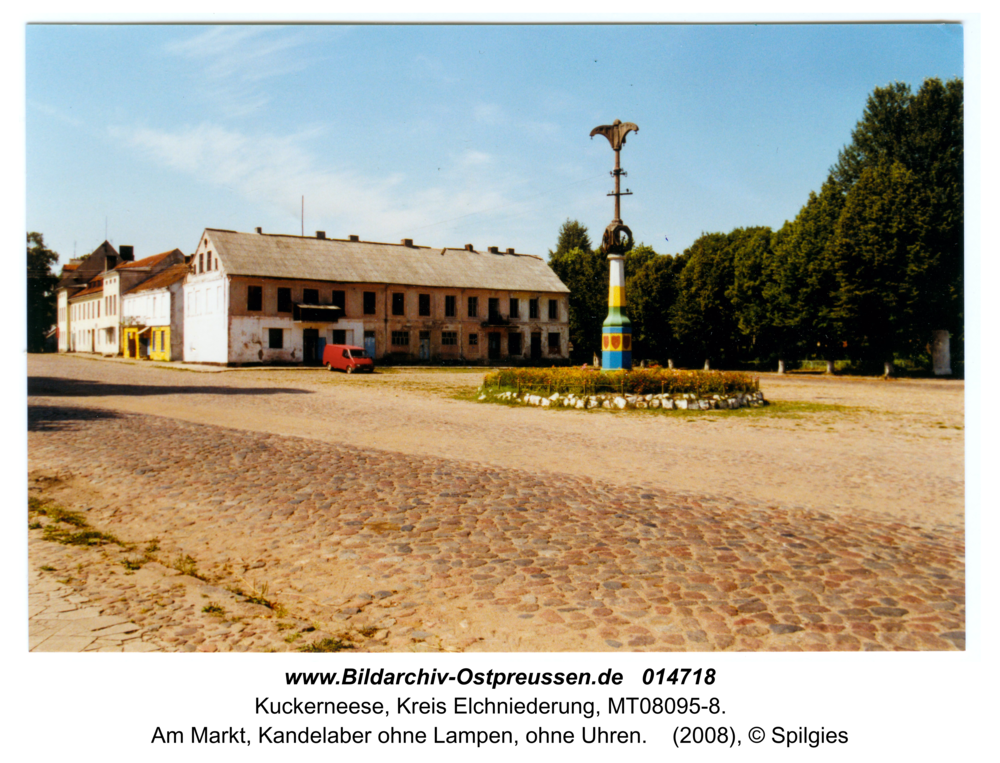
[{"left": 27, "top": 393, "right": 965, "bottom": 652}]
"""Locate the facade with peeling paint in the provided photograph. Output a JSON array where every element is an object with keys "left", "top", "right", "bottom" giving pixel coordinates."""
[{"left": 183, "top": 228, "right": 571, "bottom": 366}]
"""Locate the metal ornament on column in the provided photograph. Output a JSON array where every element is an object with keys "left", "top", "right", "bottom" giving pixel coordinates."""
[{"left": 590, "top": 119, "right": 638, "bottom": 371}]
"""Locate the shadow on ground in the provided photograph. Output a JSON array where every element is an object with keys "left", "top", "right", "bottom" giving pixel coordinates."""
[
  {"left": 28, "top": 405, "right": 125, "bottom": 432},
  {"left": 28, "top": 376, "right": 313, "bottom": 399}
]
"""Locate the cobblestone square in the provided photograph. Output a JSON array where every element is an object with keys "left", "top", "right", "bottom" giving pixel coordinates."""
[{"left": 27, "top": 355, "right": 964, "bottom": 652}]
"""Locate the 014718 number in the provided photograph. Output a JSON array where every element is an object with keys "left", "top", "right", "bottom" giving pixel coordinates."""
[{"left": 642, "top": 668, "right": 716, "bottom": 686}]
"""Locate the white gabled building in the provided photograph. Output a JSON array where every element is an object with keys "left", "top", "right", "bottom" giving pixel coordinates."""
[
  {"left": 59, "top": 246, "right": 186, "bottom": 356},
  {"left": 183, "top": 227, "right": 571, "bottom": 366},
  {"left": 121, "top": 263, "right": 189, "bottom": 361}
]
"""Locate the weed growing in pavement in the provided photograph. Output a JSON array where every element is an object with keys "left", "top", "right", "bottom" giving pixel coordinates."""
[
  {"left": 30, "top": 495, "right": 123, "bottom": 546},
  {"left": 358, "top": 626, "right": 379, "bottom": 638},
  {"left": 29, "top": 521, "right": 42, "bottom": 530},
  {"left": 202, "top": 603, "right": 226, "bottom": 616},
  {"left": 283, "top": 633, "right": 302, "bottom": 643},
  {"left": 40, "top": 565, "right": 55, "bottom": 572},
  {"left": 144, "top": 539, "right": 160, "bottom": 558},
  {"left": 229, "top": 581, "right": 286, "bottom": 615},
  {"left": 299, "top": 637, "right": 354, "bottom": 652},
  {"left": 173, "top": 554, "right": 205, "bottom": 580},
  {"left": 122, "top": 557, "right": 145, "bottom": 572}
]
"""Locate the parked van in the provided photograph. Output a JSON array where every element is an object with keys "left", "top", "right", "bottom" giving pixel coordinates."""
[{"left": 323, "top": 344, "right": 375, "bottom": 373}]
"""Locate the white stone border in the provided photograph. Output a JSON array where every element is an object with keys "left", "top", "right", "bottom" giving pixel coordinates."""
[{"left": 478, "top": 389, "right": 767, "bottom": 410}]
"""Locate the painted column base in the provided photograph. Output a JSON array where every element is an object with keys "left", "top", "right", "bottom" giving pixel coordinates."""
[{"left": 601, "top": 330, "right": 632, "bottom": 371}]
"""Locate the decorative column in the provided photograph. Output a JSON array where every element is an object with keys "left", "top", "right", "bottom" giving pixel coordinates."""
[{"left": 590, "top": 119, "right": 639, "bottom": 371}]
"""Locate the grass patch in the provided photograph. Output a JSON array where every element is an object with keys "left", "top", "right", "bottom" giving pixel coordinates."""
[
  {"left": 299, "top": 637, "right": 354, "bottom": 653},
  {"left": 42, "top": 524, "right": 122, "bottom": 547}
]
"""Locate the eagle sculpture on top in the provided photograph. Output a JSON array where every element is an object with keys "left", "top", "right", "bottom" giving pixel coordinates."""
[{"left": 589, "top": 119, "right": 639, "bottom": 151}]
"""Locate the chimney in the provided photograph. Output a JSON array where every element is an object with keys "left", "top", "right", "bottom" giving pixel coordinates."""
[
  {"left": 488, "top": 246, "right": 499, "bottom": 254},
  {"left": 348, "top": 235, "right": 360, "bottom": 242},
  {"left": 506, "top": 248, "right": 515, "bottom": 254},
  {"left": 119, "top": 245, "right": 134, "bottom": 261},
  {"left": 255, "top": 227, "right": 263, "bottom": 234},
  {"left": 316, "top": 231, "right": 326, "bottom": 239},
  {"left": 401, "top": 238, "right": 413, "bottom": 247},
  {"left": 465, "top": 244, "right": 474, "bottom": 251}
]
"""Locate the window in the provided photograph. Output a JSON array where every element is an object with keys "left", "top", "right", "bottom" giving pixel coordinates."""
[
  {"left": 508, "top": 332, "right": 522, "bottom": 355},
  {"left": 277, "top": 287, "right": 292, "bottom": 313},
  {"left": 548, "top": 332, "right": 561, "bottom": 353},
  {"left": 442, "top": 331, "right": 457, "bottom": 346},
  {"left": 444, "top": 295, "right": 456, "bottom": 317},
  {"left": 467, "top": 296, "right": 479, "bottom": 318},
  {"left": 391, "top": 331, "right": 410, "bottom": 346},
  {"left": 488, "top": 298, "right": 500, "bottom": 320},
  {"left": 332, "top": 329, "right": 347, "bottom": 344},
  {"left": 529, "top": 298, "right": 539, "bottom": 319},
  {"left": 331, "top": 290, "right": 346, "bottom": 312},
  {"left": 468, "top": 333, "right": 479, "bottom": 346},
  {"left": 392, "top": 293, "right": 405, "bottom": 316},
  {"left": 207, "top": 251, "right": 213, "bottom": 270},
  {"left": 363, "top": 291, "right": 376, "bottom": 315},
  {"left": 419, "top": 293, "right": 431, "bottom": 316},
  {"left": 268, "top": 328, "right": 283, "bottom": 349},
  {"left": 303, "top": 288, "right": 319, "bottom": 304},
  {"left": 509, "top": 298, "right": 519, "bottom": 318},
  {"left": 248, "top": 285, "right": 263, "bottom": 311},
  {"left": 548, "top": 299, "right": 559, "bottom": 320},
  {"left": 199, "top": 253, "right": 204, "bottom": 273},
  {"left": 206, "top": 252, "right": 212, "bottom": 271}
]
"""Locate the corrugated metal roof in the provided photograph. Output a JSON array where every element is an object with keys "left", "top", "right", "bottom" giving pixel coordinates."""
[
  {"left": 126, "top": 263, "right": 189, "bottom": 294},
  {"left": 206, "top": 230, "right": 569, "bottom": 293}
]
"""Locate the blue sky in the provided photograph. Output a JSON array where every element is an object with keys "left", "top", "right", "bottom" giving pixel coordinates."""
[{"left": 26, "top": 23, "right": 964, "bottom": 267}]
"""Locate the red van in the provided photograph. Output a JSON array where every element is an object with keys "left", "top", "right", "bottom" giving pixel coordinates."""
[{"left": 323, "top": 344, "right": 375, "bottom": 373}]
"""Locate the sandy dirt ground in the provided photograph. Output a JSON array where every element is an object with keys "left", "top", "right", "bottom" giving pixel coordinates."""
[{"left": 29, "top": 354, "right": 964, "bottom": 526}]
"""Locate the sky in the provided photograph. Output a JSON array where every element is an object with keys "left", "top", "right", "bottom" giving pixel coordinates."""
[{"left": 26, "top": 22, "right": 964, "bottom": 268}]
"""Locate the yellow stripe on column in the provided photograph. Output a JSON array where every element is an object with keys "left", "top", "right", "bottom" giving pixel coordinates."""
[{"left": 608, "top": 286, "right": 626, "bottom": 307}]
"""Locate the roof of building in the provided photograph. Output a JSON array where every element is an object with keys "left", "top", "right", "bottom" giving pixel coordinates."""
[
  {"left": 112, "top": 249, "right": 180, "bottom": 272},
  {"left": 70, "top": 281, "right": 103, "bottom": 299},
  {"left": 126, "top": 263, "right": 189, "bottom": 295},
  {"left": 58, "top": 241, "right": 117, "bottom": 291},
  {"left": 205, "top": 229, "right": 569, "bottom": 293}
]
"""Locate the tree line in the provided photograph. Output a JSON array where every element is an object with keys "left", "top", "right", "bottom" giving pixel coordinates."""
[{"left": 549, "top": 77, "right": 963, "bottom": 374}]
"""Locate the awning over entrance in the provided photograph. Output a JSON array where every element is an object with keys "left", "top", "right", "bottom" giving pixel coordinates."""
[{"left": 293, "top": 303, "right": 341, "bottom": 323}]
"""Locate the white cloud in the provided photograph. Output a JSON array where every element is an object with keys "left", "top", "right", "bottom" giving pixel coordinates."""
[
  {"left": 108, "top": 121, "right": 542, "bottom": 248},
  {"left": 163, "top": 26, "right": 315, "bottom": 116}
]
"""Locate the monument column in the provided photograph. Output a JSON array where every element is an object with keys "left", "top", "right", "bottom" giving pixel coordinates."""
[{"left": 590, "top": 119, "right": 638, "bottom": 371}]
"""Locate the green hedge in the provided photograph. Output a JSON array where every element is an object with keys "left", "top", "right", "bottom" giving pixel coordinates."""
[{"left": 482, "top": 367, "right": 759, "bottom": 397}]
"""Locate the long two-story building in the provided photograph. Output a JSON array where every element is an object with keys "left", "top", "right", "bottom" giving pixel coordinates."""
[{"left": 184, "top": 228, "right": 571, "bottom": 365}]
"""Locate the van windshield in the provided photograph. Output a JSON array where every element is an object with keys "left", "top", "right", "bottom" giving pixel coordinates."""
[{"left": 348, "top": 349, "right": 369, "bottom": 359}]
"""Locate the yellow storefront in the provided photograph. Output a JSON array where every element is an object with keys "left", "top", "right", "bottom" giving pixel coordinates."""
[{"left": 122, "top": 326, "right": 170, "bottom": 360}]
